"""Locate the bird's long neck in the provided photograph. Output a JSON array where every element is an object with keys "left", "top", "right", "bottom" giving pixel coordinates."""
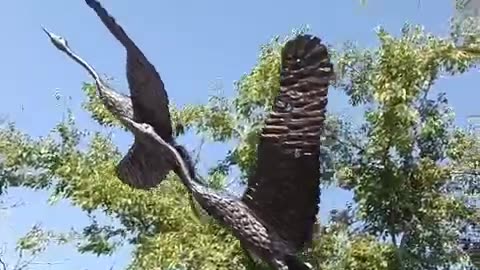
[
  {"left": 64, "top": 49, "right": 102, "bottom": 85},
  {"left": 172, "top": 144, "right": 196, "bottom": 179},
  {"left": 173, "top": 155, "right": 206, "bottom": 196},
  {"left": 164, "top": 141, "right": 209, "bottom": 197},
  {"left": 62, "top": 48, "right": 132, "bottom": 118}
]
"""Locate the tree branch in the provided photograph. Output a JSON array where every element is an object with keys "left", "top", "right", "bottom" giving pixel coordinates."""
[{"left": 324, "top": 125, "right": 366, "bottom": 153}]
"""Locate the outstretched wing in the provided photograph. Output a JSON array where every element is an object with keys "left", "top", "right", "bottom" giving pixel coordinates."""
[
  {"left": 96, "top": 83, "right": 174, "bottom": 189},
  {"left": 241, "top": 35, "right": 333, "bottom": 251},
  {"left": 85, "top": 0, "right": 173, "bottom": 142},
  {"left": 85, "top": 0, "right": 176, "bottom": 189}
]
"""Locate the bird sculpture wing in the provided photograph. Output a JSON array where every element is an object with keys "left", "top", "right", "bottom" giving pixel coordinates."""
[
  {"left": 85, "top": 0, "right": 176, "bottom": 189},
  {"left": 241, "top": 35, "right": 333, "bottom": 251}
]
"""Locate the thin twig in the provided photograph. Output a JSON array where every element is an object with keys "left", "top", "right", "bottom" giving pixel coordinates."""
[
  {"left": 324, "top": 126, "right": 366, "bottom": 153},
  {"left": 193, "top": 137, "right": 206, "bottom": 167},
  {"left": 30, "top": 260, "right": 66, "bottom": 266}
]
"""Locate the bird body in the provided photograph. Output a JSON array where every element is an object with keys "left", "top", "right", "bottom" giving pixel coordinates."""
[{"left": 192, "top": 192, "right": 298, "bottom": 268}]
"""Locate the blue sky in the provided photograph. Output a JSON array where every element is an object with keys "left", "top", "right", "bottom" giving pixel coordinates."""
[{"left": 0, "top": 0, "right": 479, "bottom": 269}]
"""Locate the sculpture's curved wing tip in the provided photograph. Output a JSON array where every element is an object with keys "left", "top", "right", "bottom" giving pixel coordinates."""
[{"left": 84, "top": 0, "right": 96, "bottom": 7}]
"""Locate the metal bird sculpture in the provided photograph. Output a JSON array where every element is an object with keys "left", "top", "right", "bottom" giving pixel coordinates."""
[
  {"left": 116, "top": 35, "right": 333, "bottom": 270},
  {"left": 42, "top": 0, "right": 332, "bottom": 268},
  {"left": 42, "top": 0, "right": 195, "bottom": 189}
]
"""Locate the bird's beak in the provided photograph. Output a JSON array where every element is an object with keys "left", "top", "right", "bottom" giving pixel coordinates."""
[
  {"left": 119, "top": 116, "right": 133, "bottom": 126},
  {"left": 41, "top": 26, "right": 53, "bottom": 39},
  {"left": 118, "top": 116, "right": 138, "bottom": 131}
]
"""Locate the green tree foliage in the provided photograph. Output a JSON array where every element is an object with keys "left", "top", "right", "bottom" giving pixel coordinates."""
[
  {"left": 0, "top": 199, "right": 75, "bottom": 270},
  {"left": 1, "top": 22, "right": 480, "bottom": 269},
  {"left": 333, "top": 23, "right": 480, "bottom": 269}
]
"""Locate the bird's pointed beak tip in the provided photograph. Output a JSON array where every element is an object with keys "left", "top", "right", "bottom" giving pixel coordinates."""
[
  {"left": 40, "top": 26, "right": 52, "bottom": 38},
  {"left": 120, "top": 116, "right": 132, "bottom": 126}
]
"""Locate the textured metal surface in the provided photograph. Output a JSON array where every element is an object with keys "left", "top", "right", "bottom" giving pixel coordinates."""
[
  {"left": 84, "top": 0, "right": 178, "bottom": 189},
  {"left": 182, "top": 35, "right": 332, "bottom": 269},
  {"left": 241, "top": 35, "right": 332, "bottom": 252},
  {"left": 85, "top": 0, "right": 173, "bottom": 140}
]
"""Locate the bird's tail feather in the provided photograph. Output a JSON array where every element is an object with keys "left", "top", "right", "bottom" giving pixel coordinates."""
[{"left": 285, "top": 255, "right": 313, "bottom": 270}]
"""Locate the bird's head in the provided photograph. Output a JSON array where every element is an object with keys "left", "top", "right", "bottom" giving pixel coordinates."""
[
  {"left": 118, "top": 116, "right": 171, "bottom": 152},
  {"left": 41, "top": 26, "right": 71, "bottom": 53},
  {"left": 120, "top": 116, "right": 157, "bottom": 141}
]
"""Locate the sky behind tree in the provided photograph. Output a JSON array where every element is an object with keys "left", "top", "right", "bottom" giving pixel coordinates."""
[{"left": 0, "top": 0, "right": 478, "bottom": 269}]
